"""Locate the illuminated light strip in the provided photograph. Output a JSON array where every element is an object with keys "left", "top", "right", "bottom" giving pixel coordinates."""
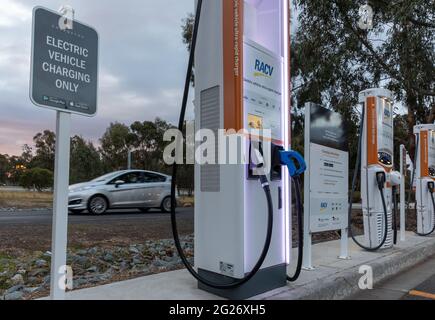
[
  {"left": 283, "top": 0, "right": 291, "bottom": 264},
  {"left": 408, "top": 290, "right": 435, "bottom": 300}
]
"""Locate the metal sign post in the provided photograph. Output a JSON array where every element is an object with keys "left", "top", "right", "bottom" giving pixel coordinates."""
[
  {"left": 50, "top": 111, "right": 71, "bottom": 300},
  {"left": 303, "top": 108, "right": 313, "bottom": 269},
  {"left": 30, "top": 5, "right": 98, "bottom": 300},
  {"left": 400, "top": 144, "right": 407, "bottom": 241},
  {"left": 303, "top": 103, "right": 350, "bottom": 270}
]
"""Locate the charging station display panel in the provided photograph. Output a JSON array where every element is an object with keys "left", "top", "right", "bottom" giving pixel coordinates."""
[
  {"left": 376, "top": 99, "right": 394, "bottom": 166},
  {"left": 243, "top": 40, "right": 282, "bottom": 141},
  {"left": 306, "top": 104, "right": 349, "bottom": 233}
]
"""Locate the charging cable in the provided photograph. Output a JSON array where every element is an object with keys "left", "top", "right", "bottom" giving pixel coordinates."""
[
  {"left": 280, "top": 150, "right": 306, "bottom": 282},
  {"left": 348, "top": 107, "right": 390, "bottom": 251}
]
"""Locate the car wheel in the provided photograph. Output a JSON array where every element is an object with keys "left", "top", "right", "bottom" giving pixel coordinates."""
[
  {"left": 88, "top": 195, "right": 108, "bottom": 215},
  {"left": 69, "top": 209, "right": 83, "bottom": 214},
  {"left": 161, "top": 197, "right": 172, "bottom": 213},
  {"left": 139, "top": 208, "right": 150, "bottom": 213}
]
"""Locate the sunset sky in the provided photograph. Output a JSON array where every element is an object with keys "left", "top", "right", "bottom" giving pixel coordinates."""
[
  {"left": 0, "top": 0, "right": 300, "bottom": 156},
  {"left": 0, "top": 0, "right": 196, "bottom": 156}
]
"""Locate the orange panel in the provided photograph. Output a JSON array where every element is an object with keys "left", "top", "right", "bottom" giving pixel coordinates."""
[
  {"left": 366, "top": 97, "right": 378, "bottom": 165},
  {"left": 223, "top": 0, "right": 244, "bottom": 131},
  {"left": 420, "top": 131, "right": 429, "bottom": 177}
]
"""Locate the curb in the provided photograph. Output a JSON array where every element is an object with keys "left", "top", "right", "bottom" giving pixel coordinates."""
[{"left": 261, "top": 237, "right": 435, "bottom": 300}]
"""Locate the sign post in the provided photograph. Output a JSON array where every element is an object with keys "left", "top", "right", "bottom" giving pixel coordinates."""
[
  {"left": 303, "top": 103, "right": 350, "bottom": 270},
  {"left": 51, "top": 111, "right": 71, "bottom": 300},
  {"left": 400, "top": 144, "right": 407, "bottom": 242},
  {"left": 30, "top": 6, "right": 98, "bottom": 300}
]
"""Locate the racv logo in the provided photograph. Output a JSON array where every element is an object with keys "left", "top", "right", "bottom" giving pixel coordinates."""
[
  {"left": 384, "top": 107, "right": 391, "bottom": 119},
  {"left": 254, "top": 59, "right": 274, "bottom": 78}
]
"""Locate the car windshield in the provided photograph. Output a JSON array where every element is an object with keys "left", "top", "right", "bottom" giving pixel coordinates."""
[{"left": 92, "top": 172, "right": 123, "bottom": 182}]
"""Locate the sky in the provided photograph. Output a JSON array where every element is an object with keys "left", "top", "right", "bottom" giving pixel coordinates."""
[{"left": 0, "top": 0, "right": 195, "bottom": 156}]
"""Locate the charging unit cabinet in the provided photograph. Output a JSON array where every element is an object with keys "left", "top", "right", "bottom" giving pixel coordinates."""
[
  {"left": 414, "top": 125, "right": 435, "bottom": 234},
  {"left": 194, "top": 0, "right": 291, "bottom": 299},
  {"left": 359, "top": 88, "right": 395, "bottom": 249}
]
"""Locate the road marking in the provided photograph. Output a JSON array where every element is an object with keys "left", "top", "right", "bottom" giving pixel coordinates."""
[{"left": 408, "top": 290, "right": 435, "bottom": 300}]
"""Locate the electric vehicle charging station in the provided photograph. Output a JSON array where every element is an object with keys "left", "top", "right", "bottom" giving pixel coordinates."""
[
  {"left": 356, "top": 88, "right": 396, "bottom": 250},
  {"left": 413, "top": 124, "right": 435, "bottom": 236},
  {"left": 169, "top": 0, "right": 305, "bottom": 300},
  {"left": 194, "top": 0, "right": 290, "bottom": 299}
]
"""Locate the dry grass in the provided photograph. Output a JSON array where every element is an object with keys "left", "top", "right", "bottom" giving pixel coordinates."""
[{"left": 0, "top": 191, "right": 53, "bottom": 209}]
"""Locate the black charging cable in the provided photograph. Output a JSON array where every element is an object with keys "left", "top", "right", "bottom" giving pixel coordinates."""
[
  {"left": 287, "top": 175, "right": 303, "bottom": 282},
  {"left": 392, "top": 186, "right": 398, "bottom": 245},
  {"left": 417, "top": 182, "right": 435, "bottom": 236},
  {"left": 348, "top": 107, "right": 390, "bottom": 251},
  {"left": 409, "top": 136, "right": 435, "bottom": 236}
]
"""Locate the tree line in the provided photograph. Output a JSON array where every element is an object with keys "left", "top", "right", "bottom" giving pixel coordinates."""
[{"left": 0, "top": 118, "right": 194, "bottom": 194}]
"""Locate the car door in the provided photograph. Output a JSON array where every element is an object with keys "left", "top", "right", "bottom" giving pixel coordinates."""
[
  {"left": 107, "top": 172, "right": 144, "bottom": 208},
  {"left": 141, "top": 172, "right": 168, "bottom": 207}
]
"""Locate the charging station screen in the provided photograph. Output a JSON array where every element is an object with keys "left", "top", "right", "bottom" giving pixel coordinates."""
[
  {"left": 243, "top": 39, "right": 282, "bottom": 141},
  {"left": 377, "top": 99, "right": 394, "bottom": 167}
]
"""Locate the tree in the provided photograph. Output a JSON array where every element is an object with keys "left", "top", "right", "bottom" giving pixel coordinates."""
[
  {"left": 7, "top": 155, "right": 27, "bottom": 185},
  {"left": 0, "top": 154, "right": 9, "bottom": 184},
  {"left": 20, "top": 144, "right": 33, "bottom": 168},
  {"left": 32, "top": 130, "right": 56, "bottom": 171},
  {"left": 70, "top": 136, "right": 104, "bottom": 184},
  {"left": 393, "top": 114, "right": 409, "bottom": 165},
  {"left": 99, "top": 122, "right": 131, "bottom": 171},
  {"left": 292, "top": 0, "right": 434, "bottom": 162},
  {"left": 129, "top": 118, "right": 173, "bottom": 172},
  {"left": 181, "top": 13, "right": 196, "bottom": 85},
  {"left": 19, "top": 168, "right": 53, "bottom": 191}
]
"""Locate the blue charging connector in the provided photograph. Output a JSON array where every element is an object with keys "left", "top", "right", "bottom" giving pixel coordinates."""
[{"left": 279, "top": 150, "right": 306, "bottom": 178}]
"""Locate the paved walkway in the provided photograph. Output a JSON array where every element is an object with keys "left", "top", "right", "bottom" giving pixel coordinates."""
[{"left": 44, "top": 232, "right": 435, "bottom": 300}]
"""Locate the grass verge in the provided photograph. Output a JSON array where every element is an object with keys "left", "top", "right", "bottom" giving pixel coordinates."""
[{"left": 0, "top": 191, "right": 53, "bottom": 209}]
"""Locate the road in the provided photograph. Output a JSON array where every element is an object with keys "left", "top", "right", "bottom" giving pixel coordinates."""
[
  {"left": 0, "top": 186, "right": 28, "bottom": 192},
  {"left": 0, "top": 207, "right": 194, "bottom": 225},
  {"left": 351, "top": 254, "right": 435, "bottom": 300},
  {"left": 0, "top": 208, "right": 194, "bottom": 251}
]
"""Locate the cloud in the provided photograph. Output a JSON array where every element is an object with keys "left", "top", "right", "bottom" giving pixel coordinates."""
[
  {"left": 0, "top": 0, "right": 31, "bottom": 27},
  {"left": 0, "top": 0, "right": 194, "bottom": 155}
]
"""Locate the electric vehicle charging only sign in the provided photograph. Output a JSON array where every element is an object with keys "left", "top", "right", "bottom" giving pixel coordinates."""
[{"left": 30, "top": 7, "right": 99, "bottom": 116}]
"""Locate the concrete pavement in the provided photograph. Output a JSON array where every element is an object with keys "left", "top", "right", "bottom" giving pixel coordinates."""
[
  {"left": 45, "top": 232, "right": 435, "bottom": 300},
  {"left": 351, "top": 255, "right": 435, "bottom": 300}
]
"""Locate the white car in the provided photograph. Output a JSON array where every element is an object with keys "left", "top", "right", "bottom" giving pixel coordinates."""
[{"left": 68, "top": 170, "right": 174, "bottom": 215}]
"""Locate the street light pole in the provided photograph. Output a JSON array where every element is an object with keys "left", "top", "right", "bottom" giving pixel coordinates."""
[{"left": 128, "top": 150, "right": 132, "bottom": 170}]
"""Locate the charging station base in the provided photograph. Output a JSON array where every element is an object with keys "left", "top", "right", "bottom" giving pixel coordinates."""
[{"left": 198, "top": 264, "right": 287, "bottom": 300}]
